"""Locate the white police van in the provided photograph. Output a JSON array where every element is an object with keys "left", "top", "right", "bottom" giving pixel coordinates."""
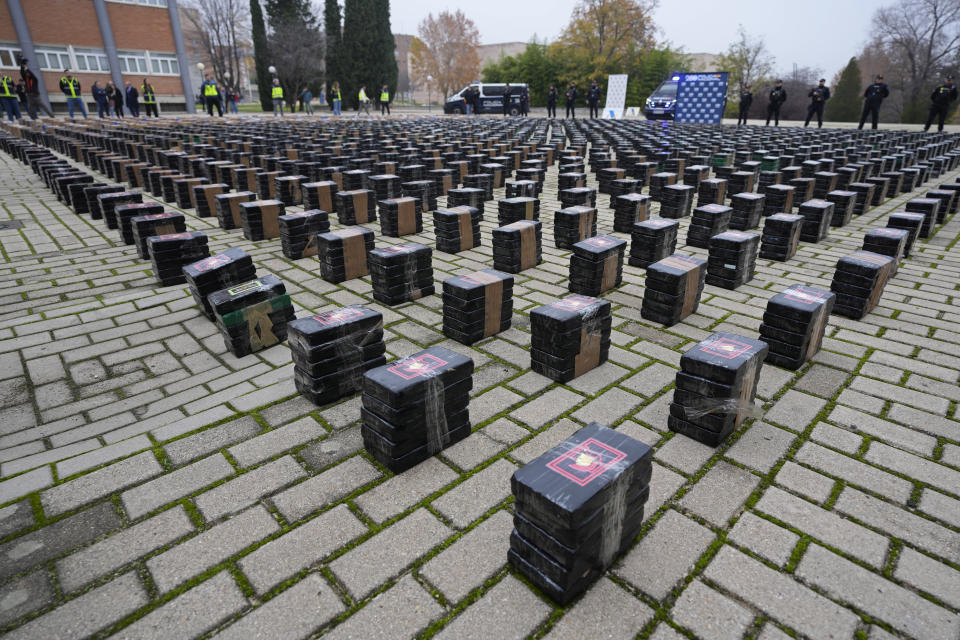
[{"left": 444, "top": 83, "right": 528, "bottom": 115}]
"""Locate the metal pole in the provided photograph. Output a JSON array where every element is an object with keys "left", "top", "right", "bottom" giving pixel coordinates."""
[
  {"left": 6, "top": 0, "right": 52, "bottom": 113},
  {"left": 167, "top": 0, "right": 195, "bottom": 113},
  {"left": 92, "top": 0, "right": 127, "bottom": 114}
]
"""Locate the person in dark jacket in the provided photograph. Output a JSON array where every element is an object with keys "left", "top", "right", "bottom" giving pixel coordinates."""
[
  {"left": 125, "top": 82, "right": 139, "bottom": 117},
  {"left": 546, "top": 84, "right": 558, "bottom": 118},
  {"left": 565, "top": 82, "right": 578, "bottom": 118},
  {"left": 15, "top": 80, "right": 27, "bottom": 112},
  {"left": 924, "top": 75, "right": 958, "bottom": 132},
  {"left": 857, "top": 75, "right": 889, "bottom": 130},
  {"left": 804, "top": 79, "right": 830, "bottom": 128},
  {"left": 109, "top": 82, "right": 124, "bottom": 117},
  {"left": 766, "top": 80, "right": 787, "bottom": 126},
  {"left": 502, "top": 83, "right": 512, "bottom": 116},
  {"left": 737, "top": 85, "right": 753, "bottom": 126},
  {"left": 519, "top": 85, "right": 529, "bottom": 116},
  {"left": 92, "top": 81, "right": 108, "bottom": 118},
  {"left": 587, "top": 80, "right": 601, "bottom": 118},
  {"left": 19, "top": 59, "right": 54, "bottom": 119},
  {"left": 60, "top": 71, "right": 87, "bottom": 119},
  {"left": 141, "top": 78, "right": 158, "bottom": 117}
]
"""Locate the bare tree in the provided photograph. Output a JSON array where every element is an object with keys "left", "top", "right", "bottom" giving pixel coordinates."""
[
  {"left": 184, "top": 0, "right": 250, "bottom": 88},
  {"left": 410, "top": 10, "right": 481, "bottom": 100},
  {"left": 870, "top": 0, "right": 960, "bottom": 119},
  {"left": 716, "top": 25, "right": 775, "bottom": 94},
  {"left": 268, "top": 17, "right": 325, "bottom": 108}
]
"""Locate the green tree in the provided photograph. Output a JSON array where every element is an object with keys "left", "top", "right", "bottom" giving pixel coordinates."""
[
  {"left": 263, "top": 0, "right": 323, "bottom": 110},
  {"left": 342, "top": 0, "right": 396, "bottom": 109},
  {"left": 716, "top": 25, "right": 775, "bottom": 117},
  {"left": 324, "top": 0, "right": 343, "bottom": 90},
  {"left": 264, "top": 0, "right": 315, "bottom": 25},
  {"left": 250, "top": 0, "right": 272, "bottom": 110},
  {"left": 827, "top": 57, "right": 863, "bottom": 122}
]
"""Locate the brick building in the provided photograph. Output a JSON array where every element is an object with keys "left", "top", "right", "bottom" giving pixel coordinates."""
[{"left": 1, "top": 0, "right": 194, "bottom": 114}]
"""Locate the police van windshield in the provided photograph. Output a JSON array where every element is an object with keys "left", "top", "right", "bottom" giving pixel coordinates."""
[{"left": 653, "top": 82, "right": 678, "bottom": 98}]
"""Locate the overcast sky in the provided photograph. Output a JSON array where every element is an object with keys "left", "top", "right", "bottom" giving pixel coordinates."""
[{"left": 389, "top": 0, "right": 878, "bottom": 81}]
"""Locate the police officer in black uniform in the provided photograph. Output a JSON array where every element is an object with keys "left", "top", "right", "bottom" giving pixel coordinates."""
[
  {"left": 565, "top": 82, "right": 578, "bottom": 119},
  {"left": 737, "top": 85, "right": 753, "bottom": 126},
  {"left": 858, "top": 74, "right": 889, "bottom": 130},
  {"left": 804, "top": 78, "right": 830, "bottom": 128},
  {"left": 924, "top": 75, "right": 958, "bottom": 133},
  {"left": 546, "top": 84, "right": 558, "bottom": 118},
  {"left": 766, "top": 80, "right": 786, "bottom": 126},
  {"left": 503, "top": 83, "right": 512, "bottom": 116},
  {"left": 587, "top": 80, "right": 601, "bottom": 118}
]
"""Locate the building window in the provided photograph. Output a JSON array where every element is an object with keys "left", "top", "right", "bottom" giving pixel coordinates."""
[
  {"left": 106, "top": 0, "right": 168, "bottom": 6},
  {"left": 34, "top": 47, "right": 71, "bottom": 71},
  {"left": 73, "top": 48, "right": 110, "bottom": 72},
  {"left": 118, "top": 51, "right": 149, "bottom": 74},
  {"left": 148, "top": 53, "right": 179, "bottom": 76},
  {"left": 0, "top": 45, "right": 23, "bottom": 69}
]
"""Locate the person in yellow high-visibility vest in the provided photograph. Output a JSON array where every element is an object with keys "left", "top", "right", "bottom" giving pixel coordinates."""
[
  {"left": 201, "top": 74, "right": 222, "bottom": 116},
  {"left": 379, "top": 84, "right": 390, "bottom": 116},
  {"left": 272, "top": 78, "right": 284, "bottom": 116},
  {"left": 59, "top": 70, "right": 87, "bottom": 119},
  {"left": 357, "top": 84, "right": 371, "bottom": 116},
  {"left": 331, "top": 81, "right": 342, "bottom": 115},
  {"left": 141, "top": 78, "right": 158, "bottom": 118},
  {"left": 0, "top": 74, "right": 22, "bottom": 122}
]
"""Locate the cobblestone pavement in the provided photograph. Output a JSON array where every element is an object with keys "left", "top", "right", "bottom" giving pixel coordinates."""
[{"left": 1, "top": 120, "right": 960, "bottom": 640}]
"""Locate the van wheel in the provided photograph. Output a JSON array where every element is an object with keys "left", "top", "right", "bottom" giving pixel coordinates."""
[
  {"left": 451, "top": 106, "right": 463, "bottom": 114},
  {"left": 509, "top": 107, "right": 519, "bottom": 116}
]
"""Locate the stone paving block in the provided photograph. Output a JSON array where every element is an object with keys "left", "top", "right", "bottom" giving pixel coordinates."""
[
  {"left": 894, "top": 546, "right": 960, "bottom": 609},
  {"left": 469, "top": 386, "right": 524, "bottom": 425},
  {"left": 226, "top": 417, "right": 325, "bottom": 468},
  {"left": 623, "top": 362, "right": 676, "bottom": 398},
  {"left": 508, "top": 387, "right": 584, "bottom": 429},
  {"left": 27, "top": 355, "right": 66, "bottom": 386},
  {"left": 920, "top": 488, "right": 960, "bottom": 528},
  {"left": 543, "top": 577, "right": 651, "bottom": 640},
  {"left": 0, "top": 569, "right": 54, "bottom": 628},
  {"left": 795, "top": 441, "right": 912, "bottom": 503},
  {"left": 351, "top": 456, "right": 456, "bottom": 524},
  {"left": 298, "top": 426, "right": 363, "bottom": 471},
  {"left": 435, "top": 574, "right": 550, "bottom": 640},
  {"left": 793, "top": 364, "right": 849, "bottom": 398},
  {"left": 318, "top": 396, "right": 362, "bottom": 430},
  {"left": 755, "top": 486, "right": 888, "bottom": 567},
  {"left": 55, "top": 434, "right": 152, "bottom": 478},
  {"left": 886, "top": 403, "right": 960, "bottom": 440},
  {"left": 570, "top": 387, "right": 644, "bottom": 426},
  {"left": 646, "top": 463, "right": 686, "bottom": 515},
  {"left": 239, "top": 503, "right": 367, "bottom": 595},
  {"left": 57, "top": 505, "right": 195, "bottom": 593},
  {"left": 703, "top": 545, "right": 859, "bottom": 640},
  {"left": 673, "top": 579, "right": 755, "bottom": 640},
  {"left": 509, "top": 418, "right": 580, "bottom": 464},
  {"left": 679, "top": 461, "right": 759, "bottom": 527},
  {"left": 2, "top": 440, "right": 98, "bottom": 477},
  {"left": 211, "top": 573, "right": 345, "bottom": 639},
  {"left": 2, "top": 571, "right": 147, "bottom": 640},
  {"left": 0, "top": 466, "right": 53, "bottom": 505},
  {"left": 834, "top": 487, "right": 960, "bottom": 563},
  {"left": 420, "top": 510, "right": 512, "bottom": 603},
  {"left": 633, "top": 392, "right": 671, "bottom": 431},
  {"left": 835, "top": 388, "right": 885, "bottom": 415},
  {"left": 258, "top": 395, "right": 316, "bottom": 427},
  {"left": 615, "top": 509, "right": 715, "bottom": 600},
  {"left": 432, "top": 458, "right": 515, "bottom": 528},
  {"left": 756, "top": 623, "right": 793, "bottom": 640},
  {"left": 328, "top": 508, "right": 449, "bottom": 599},
  {"left": 162, "top": 415, "right": 261, "bottom": 466},
  {"left": 810, "top": 422, "right": 862, "bottom": 454},
  {"left": 117, "top": 571, "right": 246, "bottom": 640},
  {"left": 865, "top": 441, "right": 960, "bottom": 494},
  {"left": 505, "top": 370, "right": 553, "bottom": 395},
  {"left": 322, "top": 574, "right": 443, "bottom": 640},
  {"left": 147, "top": 504, "right": 279, "bottom": 593},
  {"left": 828, "top": 404, "right": 936, "bottom": 455},
  {"left": 763, "top": 390, "right": 827, "bottom": 432},
  {"left": 654, "top": 433, "right": 714, "bottom": 475},
  {"left": 727, "top": 511, "right": 799, "bottom": 567},
  {"left": 441, "top": 431, "right": 508, "bottom": 471},
  {"left": 195, "top": 455, "right": 307, "bottom": 521},
  {"left": 0, "top": 500, "right": 35, "bottom": 538},
  {"left": 849, "top": 377, "right": 950, "bottom": 414},
  {"left": 41, "top": 450, "right": 162, "bottom": 517},
  {"left": 725, "top": 422, "right": 794, "bottom": 473},
  {"left": 797, "top": 543, "right": 959, "bottom": 640},
  {"left": 121, "top": 453, "right": 235, "bottom": 520},
  {"left": 0, "top": 440, "right": 45, "bottom": 464}
]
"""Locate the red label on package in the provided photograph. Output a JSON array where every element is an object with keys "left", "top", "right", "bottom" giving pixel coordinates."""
[
  {"left": 388, "top": 353, "right": 448, "bottom": 379},
  {"left": 644, "top": 218, "right": 675, "bottom": 228},
  {"left": 314, "top": 307, "right": 364, "bottom": 325},
  {"left": 191, "top": 253, "right": 232, "bottom": 272},
  {"left": 783, "top": 286, "right": 826, "bottom": 305},
  {"left": 380, "top": 243, "right": 419, "bottom": 254},
  {"left": 701, "top": 336, "right": 754, "bottom": 359},
  {"left": 581, "top": 235, "right": 618, "bottom": 249},
  {"left": 155, "top": 232, "right": 193, "bottom": 240},
  {"left": 547, "top": 438, "right": 627, "bottom": 486}
]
